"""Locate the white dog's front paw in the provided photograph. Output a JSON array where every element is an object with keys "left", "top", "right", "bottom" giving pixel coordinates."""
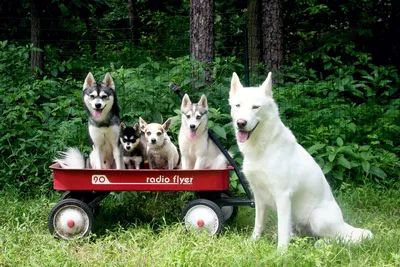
[
  {"left": 277, "top": 242, "right": 289, "bottom": 254},
  {"left": 250, "top": 232, "right": 261, "bottom": 241}
]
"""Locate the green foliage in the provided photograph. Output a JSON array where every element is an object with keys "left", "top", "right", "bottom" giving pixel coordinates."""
[{"left": 0, "top": 41, "right": 398, "bottom": 194}]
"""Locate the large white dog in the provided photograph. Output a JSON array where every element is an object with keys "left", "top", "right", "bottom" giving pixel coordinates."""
[{"left": 229, "top": 72, "right": 372, "bottom": 249}]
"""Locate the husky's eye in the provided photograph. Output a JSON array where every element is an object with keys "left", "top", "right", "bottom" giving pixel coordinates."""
[
  {"left": 196, "top": 115, "right": 202, "bottom": 120},
  {"left": 101, "top": 95, "right": 108, "bottom": 100},
  {"left": 235, "top": 104, "right": 240, "bottom": 108},
  {"left": 252, "top": 105, "right": 260, "bottom": 109},
  {"left": 90, "top": 95, "right": 95, "bottom": 99},
  {"left": 186, "top": 114, "right": 190, "bottom": 119}
]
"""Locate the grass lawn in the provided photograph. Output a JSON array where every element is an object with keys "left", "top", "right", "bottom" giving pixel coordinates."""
[{"left": 0, "top": 184, "right": 399, "bottom": 266}]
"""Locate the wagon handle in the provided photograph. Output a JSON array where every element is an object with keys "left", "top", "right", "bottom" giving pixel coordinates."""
[{"left": 168, "top": 82, "right": 253, "bottom": 202}]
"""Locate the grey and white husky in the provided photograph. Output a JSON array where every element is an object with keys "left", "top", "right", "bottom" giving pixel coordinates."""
[
  {"left": 178, "top": 94, "right": 227, "bottom": 169},
  {"left": 119, "top": 122, "right": 147, "bottom": 169},
  {"left": 55, "top": 72, "right": 123, "bottom": 169}
]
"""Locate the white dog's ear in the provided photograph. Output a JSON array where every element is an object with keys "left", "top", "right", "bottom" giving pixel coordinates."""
[
  {"left": 83, "top": 72, "right": 96, "bottom": 90},
  {"left": 230, "top": 72, "right": 242, "bottom": 98},
  {"left": 261, "top": 72, "right": 273, "bottom": 97},
  {"left": 103, "top": 72, "right": 115, "bottom": 90},
  {"left": 133, "top": 122, "right": 140, "bottom": 132},
  {"left": 198, "top": 94, "right": 208, "bottom": 109},
  {"left": 181, "top": 94, "right": 192, "bottom": 109},
  {"left": 119, "top": 122, "right": 126, "bottom": 131},
  {"left": 139, "top": 117, "right": 147, "bottom": 132},
  {"left": 163, "top": 118, "right": 172, "bottom": 131}
]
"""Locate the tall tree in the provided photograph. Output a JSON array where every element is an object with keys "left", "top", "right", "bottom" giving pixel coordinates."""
[
  {"left": 190, "top": 0, "right": 214, "bottom": 86},
  {"left": 247, "top": 0, "right": 261, "bottom": 73},
  {"left": 30, "top": 0, "right": 43, "bottom": 76},
  {"left": 128, "top": 0, "right": 140, "bottom": 45},
  {"left": 261, "top": 0, "right": 283, "bottom": 72}
]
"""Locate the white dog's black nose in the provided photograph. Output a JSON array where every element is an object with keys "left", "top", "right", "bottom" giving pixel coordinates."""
[
  {"left": 151, "top": 138, "right": 156, "bottom": 144},
  {"left": 237, "top": 119, "right": 247, "bottom": 129},
  {"left": 95, "top": 103, "right": 102, "bottom": 109},
  {"left": 190, "top": 124, "right": 196, "bottom": 129}
]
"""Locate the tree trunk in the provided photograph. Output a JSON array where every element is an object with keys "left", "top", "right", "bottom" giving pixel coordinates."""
[
  {"left": 30, "top": 0, "right": 43, "bottom": 77},
  {"left": 261, "top": 0, "right": 283, "bottom": 73},
  {"left": 128, "top": 0, "right": 139, "bottom": 45},
  {"left": 190, "top": 0, "right": 214, "bottom": 86},
  {"left": 247, "top": 0, "right": 261, "bottom": 74}
]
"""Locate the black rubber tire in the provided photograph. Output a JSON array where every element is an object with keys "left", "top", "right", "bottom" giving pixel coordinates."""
[
  {"left": 48, "top": 198, "right": 94, "bottom": 240},
  {"left": 220, "top": 191, "right": 239, "bottom": 222},
  {"left": 180, "top": 199, "right": 224, "bottom": 235},
  {"left": 60, "top": 191, "right": 101, "bottom": 216}
]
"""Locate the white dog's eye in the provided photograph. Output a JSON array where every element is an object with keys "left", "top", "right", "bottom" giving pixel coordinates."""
[
  {"left": 236, "top": 104, "right": 240, "bottom": 108},
  {"left": 156, "top": 132, "right": 162, "bottom": 136},
  {"left": 146, "top": 132, "right": 151, "bottom": 136},
  {"left": 196, "top": 115, "right": 201, "bottom": 120},
  {"left": 252, "top": 105, "right": 260, "bottom": 109}
]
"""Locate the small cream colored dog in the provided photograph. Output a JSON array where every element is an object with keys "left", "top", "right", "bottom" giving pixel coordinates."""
[{"left": 139, "top": 117, "right": 179, "bottom": 169}]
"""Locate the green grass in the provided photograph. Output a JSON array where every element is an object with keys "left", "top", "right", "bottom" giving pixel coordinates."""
[{"left": 0, "top": 185, "right": 399, "bottom": 266}]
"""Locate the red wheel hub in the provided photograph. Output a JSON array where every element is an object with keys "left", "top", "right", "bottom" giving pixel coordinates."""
[
  {"left": 67, "top": 219, "right": 75, "bottom": 228},
  {"left": 197, "top": 219, "right": 204, "bottom": 227}
]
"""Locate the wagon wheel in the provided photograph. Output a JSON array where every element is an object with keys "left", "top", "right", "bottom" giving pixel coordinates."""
[
  {"left": 220, "top": 191, "right": 239, "bottom": 222},
  {"left": 180, "top": 199, "right": 224, "bottom": 235},
  {"left": 60, "top": 191, "right": 101, "bottom": 216},
  {"left": 197, "top": 191, "right": 239, "bottom": 222},
  {"left": 48, "top": 198, "right": 94, "bottom": 240}
]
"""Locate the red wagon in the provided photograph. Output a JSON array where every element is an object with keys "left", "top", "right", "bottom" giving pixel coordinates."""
[
  {"left": 48, "top": 163, "right": 253, "bottom": 240},
  {"left": 48, "top": 84, "right": 254, "bottom": 240}
]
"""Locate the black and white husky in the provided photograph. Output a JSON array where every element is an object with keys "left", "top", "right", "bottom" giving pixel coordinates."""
[
  {"left": 119, "top": 122, "right": 147, "bottom": 169},
  {"left": 178, "top": 94, "right": 227, "bottom": 169},
  {"left": 55, "top": 72, "right": 123, "bottom": 169}
]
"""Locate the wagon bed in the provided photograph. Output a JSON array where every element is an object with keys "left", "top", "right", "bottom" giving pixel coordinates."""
[{"left": 50, "top": 163, "right": 233, "bottom": 192}]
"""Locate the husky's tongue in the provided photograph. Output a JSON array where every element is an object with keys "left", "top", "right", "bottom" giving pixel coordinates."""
[
  {"left": 93, "top": 109, "right": 102, "bottom": 118},
  {"left": 237, "top": 131, "right": 249, "bottom": 143},
  {"left": 189, "top": 129, "right": 197, "bottom": 140}
]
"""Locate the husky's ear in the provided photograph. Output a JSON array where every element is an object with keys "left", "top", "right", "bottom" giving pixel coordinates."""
[
  {"left": 139, "top": 117, "right": 147, "bottom": 132},
  {"left": 230, "top": 72, "right": 242, "bottom": 98},
  {"left": 120, "top": 122, "right": 126, "bottom": 131},
  {"left": 163, "top": 118, "right": 172, "bottom": 131},
  {"left": 83, "top": 72, "right": 96, "bottom": 90},
  {"left": 181, "top": 94, "right": 192, "bottom": 109},
  {"left": 103, "top": 72, "right": 115, "bottom": 90},
  {"left": 198, "top": 94, "right": 208, "bottom": 109},
  {"left": 261, "top": 72, "right": 273, "bottom": 97},
  {"left": 133, "top": 122, "right": 140, "bottom": 132}
]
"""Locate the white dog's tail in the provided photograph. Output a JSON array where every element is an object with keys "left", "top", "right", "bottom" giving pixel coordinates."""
[{"left": 54, "top": 147, "right": 86, "bottom": 169}]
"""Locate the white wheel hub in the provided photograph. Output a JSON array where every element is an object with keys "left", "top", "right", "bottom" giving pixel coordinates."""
[
  {"left": 184, "top": 204, "right": 220, "bottom": 235},
  {"left": 53, "top": 205, "right": 90, "bottom": 239}
]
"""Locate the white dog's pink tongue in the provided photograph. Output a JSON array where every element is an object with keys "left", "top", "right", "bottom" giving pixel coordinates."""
[
  {"left": 237, "top": 131, "right": 249, "bottom": 143},
  {"left": 189, "top": 130, "right": 197, "bottom": 140},
  {"left": 93, "top": 110, "right": 102, "bottom": 118}
]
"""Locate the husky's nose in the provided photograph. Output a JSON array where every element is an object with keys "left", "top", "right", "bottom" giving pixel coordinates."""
[
  {"left": 95, "top": 103, "right": 102, "bottom": 109},
  {"left": 190, "top": 124, "right": 196, "bottom": 129},
  {"left": 237, "top": 119, "right": 247, "bottom": 129},
  {"left": 126, "top": 146, "right": 131, "bottom": 150},
  {"left": 151, "top": 138, "right": 156, "bottom": 144}
]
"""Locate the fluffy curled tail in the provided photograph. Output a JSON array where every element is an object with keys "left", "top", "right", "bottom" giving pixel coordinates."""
[{"left": 54, "top": 147, "right": 86, "bottom": 169}]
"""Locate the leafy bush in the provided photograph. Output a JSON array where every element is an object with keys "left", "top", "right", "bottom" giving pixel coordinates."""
[{"left": 0, "top": 41, "right": 398, "bottom": 195}]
